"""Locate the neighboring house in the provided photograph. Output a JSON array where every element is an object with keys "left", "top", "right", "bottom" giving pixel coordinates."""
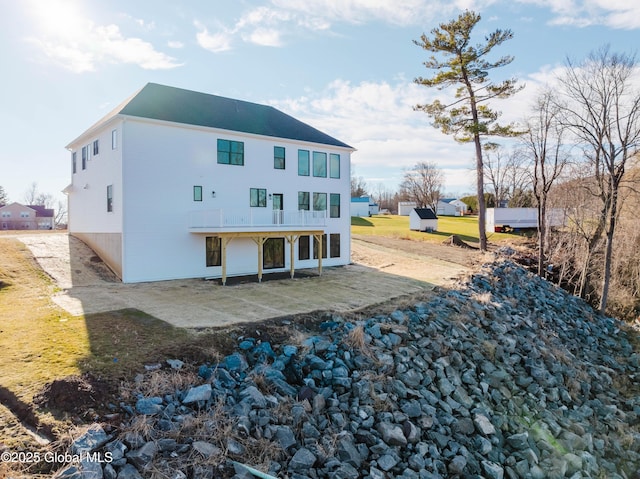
[
  {"left": 486, "top": 207, "right": 565, "bottom": 232},
  {"left": 0, "top": 202, "right": 54, "bottom": 230},
  {"left": 350, "top": 196, "right": 378, "bottom": 217},
  {"left": 409, "top": 208, "right": 438, "bottom": 232},
  {"left": 437, "top": 200, "right": 458, "bottom": 216},
  {"left": 65, "top": 83, "right": 354, "bottom": 284},
  {"left": 449, "top": 199, "right": 469, "bottom": 215},
  {"left": 398, "top": 201, "right": 417, "bottom": 216}
]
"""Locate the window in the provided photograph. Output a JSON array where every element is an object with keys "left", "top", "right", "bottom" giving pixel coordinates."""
[
  {"left": 330, "top": 153, "right": 340, "bottom": 178},
  {"left": 313, "top": 234, "right": 327, "bottom": 259},
  {"left": 274, "top": 146, "right": 285, "bottom": 169},
  {"left": 112, "top": 129, "right": 118, "bottom": 150},
  {"left": 298, "top": 150, "right": 310, "bottom": 176},
  {"left": 250, "top": 188, "right": 267, "bottom": 207},
  {"left": 1, "top": 212, "right": 10, "bottom": 218},
  {"left": 106, "top": 185, "right": 113, "bottom": 212},
  {"left": 72, "top": 152, "right": 77, "bottom": 174},
  {"left": 298, "top": 236, "right": 310, "bottom": 260},
  {"left": 206, "top": 237, "right": 221, "bottom": 267},
  {"left": 81, "top": 146, "right": 87, "bottom": 170},
  {"left": 193, "top": 186, "right": 203, "bottom": 202},
  {"left": 313, "top": 152, "right": 327, "bottom": 177},
  {"left": 298, "top": 192, "right": 310, "bottom": 211},
  {"left": 330, "top": 234, "right": 341, "bottom": 258},
  {"left": 93, "top": 139, "right": 99, "bottom": 156},
  {"left": 330, "top": 193, "right": 340, "bottom": 218},
  {"left": 217, "top": 139, "right": 244, "bottom": 165},
  {"left": 313, "top": 192, "right": 327, "bottom": 211},
  {"left": 20, "top": 212, "right": 30, "bottom": 218}
]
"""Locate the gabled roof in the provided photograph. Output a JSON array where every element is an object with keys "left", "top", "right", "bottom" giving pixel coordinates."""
[
  {"left": 413, "top": 208, "right": 438, "bottom": 220},
  {"left": 70, "top": 83, "right": 353, "bottom": 149},
  {"left": 28, "top": 205, "right": 54, "bottom": 218}
]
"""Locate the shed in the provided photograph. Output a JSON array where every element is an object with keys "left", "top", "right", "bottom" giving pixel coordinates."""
[
  {"left": 351, "top": 196, "right": 372, "bottom": 217},
  {"left": 409, "top": 208, "right": 438, "bottom": 232},
  {"left": 398, "top": 201, "right": 417, "bottom": 216}
]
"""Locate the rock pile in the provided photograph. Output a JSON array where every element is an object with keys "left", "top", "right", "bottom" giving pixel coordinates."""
[{"left": 57, "top": 259, "right": 640, "bottom": 479}]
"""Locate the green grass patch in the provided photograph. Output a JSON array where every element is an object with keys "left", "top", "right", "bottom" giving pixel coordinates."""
[{"left": 351, "top": 214, "right": 517, "bottom": 243}]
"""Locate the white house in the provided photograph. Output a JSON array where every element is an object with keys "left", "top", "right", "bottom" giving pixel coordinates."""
[
  {"left": 436, "top": 200, "right": 458, "bottom": 216},
  {"left": 65, "top": 83, "right": 354, "bottom": 284},
  {"left": 0, "top": 202, "right": 54, "bottom": 230},
  {"left": 409, "top": 208, "right": 438, "bottom": 232},
  {"left": 449, "top": 199, "right": 469, "bottom": 215},
  {"left": 350, "top": 196, "right": 378, "bottom": 217}
]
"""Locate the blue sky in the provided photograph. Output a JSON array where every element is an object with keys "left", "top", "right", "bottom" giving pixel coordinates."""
[{"left": 1, "top": 0, "right": 639, "bottom": 205}]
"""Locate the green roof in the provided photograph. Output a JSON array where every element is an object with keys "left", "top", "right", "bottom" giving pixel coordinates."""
[{"left": 101, "top": 83, "right": 352, "bottom": 149}]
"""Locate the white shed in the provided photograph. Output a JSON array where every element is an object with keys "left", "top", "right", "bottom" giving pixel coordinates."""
[
  {"left": 437, "top": 200, "right": 458, "bottom": 216},
  {"left": 409, "top": 208, "right": 438, "bottom": 232},
  {"left": 398, "top": 201, "right": 417, "bottom": 216}
]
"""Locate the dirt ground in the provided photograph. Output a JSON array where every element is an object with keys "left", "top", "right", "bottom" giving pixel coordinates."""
[{"left": 13, "top": 231, "right": 479, "bottom": 328}]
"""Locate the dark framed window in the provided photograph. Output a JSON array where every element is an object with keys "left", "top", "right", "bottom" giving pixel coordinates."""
[
  {"left": 330, "top": 193, "right": 340, "bottom": 218},
  {"left": 313, "top": 151, "right": 327, "bottom": 177},
  {"left": 330, "top": 153, "right": 340, "bottom": 178},
  {"left": 93, "top": 139, "right": 99, "bottom": 156},
  {"left": 313, "top": 234, "right": 327, "bottom": 259},
  {"left": 298, "top": 150, "right": 310, "bottom": 176},
  {"left": 313, "top": 192, "right": 327, "bottom": 211},
  {"left": 206, "top": 236, "right": 221, "bottom": 267},
  {"left": 106, "top": 185, "right": 113, "bottom": 212},
  {"left": 330, "top": 234, "right": 341, "bottom": 258},
  {"left": 298, "top": 236, "right": 310, "bottom": 260},
  {"left": 72, "top": 152, "right": 77, "bottom": 174},
  {"left": 250, "top": 188, "right": 267, "bottom": 207},
  {"left": 274, "top": 146, "right": 285, "bottom": 169},
  {"left": 112, "top": 129, "right": 118, "bottom": 150},
  {"left": 217, "top": 139, "right": 244, "bottom": 165},
  {"left": 193, "top": 186, "right": 203, "bottom": 202},
  {"left": 264, "top": 238, "right": 285, "bottom": 269},
  {"left": 81, "top": 146, "right": 87, "bottom": 170},
  {"left": 298, "top": 191, "right": 310, "bottom": 210}
]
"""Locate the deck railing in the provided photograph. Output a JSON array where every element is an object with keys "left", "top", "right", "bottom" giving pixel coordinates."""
[{"left": 188, "top": 209, "right": 326, "bottom": 229}]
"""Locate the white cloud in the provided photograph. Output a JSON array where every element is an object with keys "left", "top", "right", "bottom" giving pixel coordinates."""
[
  {"left": 516, "top": 0, "right": 640, "bottom": 29},
  {"left": 26, "top": 0, "right": 181, "bottom": 72},
  {"left": 195, "top": 22, "right": 233, "bottom": 53},
  {"left": 168, "top": 40, "right": 185, "bottom": 49}
]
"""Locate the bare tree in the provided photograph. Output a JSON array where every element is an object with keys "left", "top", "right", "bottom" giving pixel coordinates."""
[
  {"left": 484, "top": 145, "right": 531, "bottom": 207},
  {"left": 23, "top": 182, "right": 39, "bottom": 205},
  {"left": 557, "top": 47, "right": 640, "bottom": 312},
  {"left": 522, "top": 89, "right": 570, "bottom": 276},
  {"left": 0, "top": 185, "right": 8, "bottom": 205},
  {"left": 399, "top": 161, "right": 443, "bottom": 211},
  {"left": 350, "top": 169, "right": 368, "bottom": 198}
]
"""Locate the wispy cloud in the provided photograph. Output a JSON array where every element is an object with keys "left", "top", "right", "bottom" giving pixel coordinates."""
[
  {"left": 195, "top": 21, "right": 233, "bottom": 53},
  {"left": 26, "top": 0, "right": 181, "bottom": 73},
  {"left": 516, "top": 0, "right": 640, "bottom": 29}
]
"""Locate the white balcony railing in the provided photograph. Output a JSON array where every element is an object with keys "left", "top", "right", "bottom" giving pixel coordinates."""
[{"left": 188, "top": 208, "right": 326, "bottom": 230}]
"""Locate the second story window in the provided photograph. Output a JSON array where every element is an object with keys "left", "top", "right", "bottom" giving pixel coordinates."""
[
  {"left": 313, "top": 152, "right": 327, "bottom": 177},
  {"left": 330, "top": 153, "right": 340, "bottom": 178},
  {"left": 93, "top": 139, "right": 99, "bottom": 156},
  {"left": 193, "top": 186, "right": 203, "bottom": 202},
  {"left": 107, "top": 185, "right": 113, "bottom": 212},
  {"left": 72, "top": 152, "right": 77, "bottom": 174},
  {"left": 274, "top": 146, "right": 285, "bottom": 169},
  {"left": 298, "top": 150, "right": 309, "bottom": 176},
  {"left": 313, "top": 192, "right": 327, "bottom": 211},
  {"left": 217, "top": 139, "right": 244, "bottom": 165},
  {"left": 330, "top": 193, "right": 340, "bottom": 218},
  {"left": 298, "top": 191, "right": 310, "bottom": 210},
  {"left": 81, "top": 146, "right": 88, "bottom": 170}
]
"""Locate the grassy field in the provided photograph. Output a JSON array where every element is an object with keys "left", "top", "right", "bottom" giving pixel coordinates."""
[{"left": 351, "top": 214, "right": 517, "bottom": 244}]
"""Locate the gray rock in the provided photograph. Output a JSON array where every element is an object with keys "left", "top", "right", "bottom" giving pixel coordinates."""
[
  {"left": 337, "top": 438, "right": 362, "bottom": 467},
  {"left": 116, "top": 464, "right": 143, "bottom": 479},
  {"left": 377, "top": 422, "right": 407, "bottom": 446},
  {"left": 192, "top": 441, "right": 221, "bottom": 458},
  {"left": 333, "top": 463, "right": 360, "bottom": 479},
  {"left": 506, "top": 432, "right": 529, "bottom": 450},
  {"left": 126, "top": 441, "right": 157, "bottom": 471},
  {"left": 182, "top": 384, "right": 212, "bottom": 404},
  {"left": 240, "top": 385, "right": 267, "bottom": 408},
  {"left": 289, "top": 447, "right": 316, "bottom": 470},
  {"left": 474, "top": 414, "right": 496, "bottom": 436},
  {"left": 72, "top": 425, "right": 110, "bottom": 455},
  {"left": 448, "top": 455, "right": 467, "bottom": 475},
  {"left": 377, "top": 454, "right": 398, "bottom": 472},
  {"left": 481, "top": 460, "right": 504, "bottom": 479},
  {"left": 135, "top": 397, "right": 163, "bottom": 415}
]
